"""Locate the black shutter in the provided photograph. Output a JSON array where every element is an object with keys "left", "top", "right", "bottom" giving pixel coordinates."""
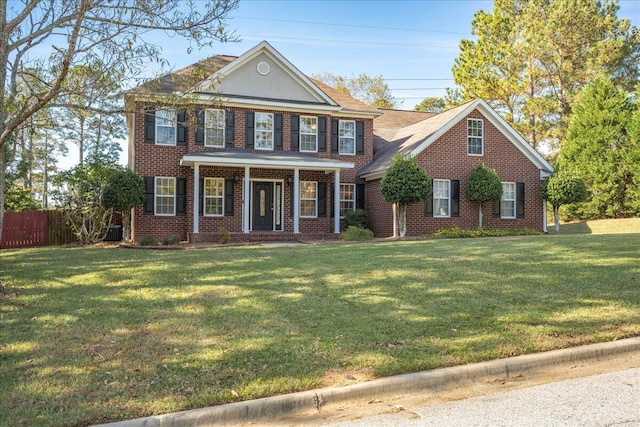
[
  {"left": 290, "top": 115, "right": 300, "bottom": 151},
  {"left": 245, "top": 112, "right": 254, "bottom": 149},
  {"left": 289, "top": 182, "right": 294, "bottom": 217},
  {"left": 318, "top": 182, "right": 327, "bottom": 217},
  {"left": 144, "top": 176, "right": 154, "bottom": 214},
  {"left": 330, "top": 186, "right": 335, "bottom": 218},
  {"left": 176, "top": 178, "right": 187, "bottom": 215},
  {"left": 144, "top": 106, "right": 155, "bottom": 144},
  {"left": 356, "top": 121, "right": 365, "bottom": 155},
  {"left": 198, "top": 178, "right": 204, "bottom": 215},
  {"left": 195, "top": 108, "right": 204, "bottom": 146},
  {"left": 356, "top": 184, "right": 365, "bottom": 210},
  {"left": 425, "top": 179, "right": 433, "bottom": 216},
  {"left": 224, "top": 179, "right": 234, "bottom": 216},
  {"left": 177, "top": 109, "right": 187, "bottom": 146},
  {"left": 331, "top": 119, "right": 339, "bottom": 153},
  {"left": 451, "top": 180, "right": 460, "bottom": 217},
  {"left": 493, "top": 200, "right": 501, "bottom": 217},
  {"left": 516, "top": 182, "right": 525, "bottom": 218},
  {"left": 274, "top": 113, "right": 283, "bottom": 150},
  {"left": 318, "top": 117, "right": 327, "bottom": 152},
  {"left": 225, "top": 110, "right": 235, "bottom": 148}
]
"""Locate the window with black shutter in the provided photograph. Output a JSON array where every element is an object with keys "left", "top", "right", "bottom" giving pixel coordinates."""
[
  {"left": 144, "top": 106, "right": 155, "bottom": 144},
  {"left": 290, "top": 115, "right": 300, "bottom": 151},
  {"left": 274, "top": 113, "right": 283, "bottom": 150},
  {"left": 225, "top": 110, "right": 235, "bottom": 148},
  {"left": 425, "top": 179, "right": 434, "bottom": 216},
  {"left": 356, "top": 121, "right": 365, "bottom": 155},
  {"left": 318, "top": 117, "right": 327, "bottom": 152},
  {"left": 224, "top": 179, "right": 234, "bottom": 216},
  {"left": 451, "top": 180, "right": 460, "bottom": 217},
  {"left": 144, "top": 176, "right": 155, "bottom": 214},
  {"left": 176, "top": 109, "right": 187, "bottom": 146},
  {"left": 245, "top": 111, "right": 255, "bottom": 149},
  {"left": 176, "top": 178, "right": 187, "bottom": 215},
  {"left": 516, "top": 182, "right": 525, "bottom": 218},
  {"left": 318, "top": 182, "right": 327, "bottom": 217},
  {"left": 195, "top": 108, "right": 204, "bottom": 146}
]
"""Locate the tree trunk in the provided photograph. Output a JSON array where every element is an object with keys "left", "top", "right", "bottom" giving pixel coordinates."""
[
  {"left": 122, "top": 209, "right": 131, "bottom": 242},
  {"left": 392, "top": 203, "right": 398, "bottom": 238},
  {"left": 554, "top": 206, "right": 561, "bottom": 234},
  {"left": 478, "top": 202, "right": 484, "bottom": 229},
  {"left": 398, "top": 204, "right": 407, "bottom": 238}
]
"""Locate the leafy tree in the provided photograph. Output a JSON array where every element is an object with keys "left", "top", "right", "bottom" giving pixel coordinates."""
[
  {"left": 452, "top": 0, "right": 640, "bottom": 152},
  {"left": 559, "top": 76, "right": 634, "bottom": 219},
  {"left": 627, "top": 96, "right": 640, "bottom": 215},
  {"left": 51, "top": 161, "right": 118, "bottom": 244},
  {"left": 0, "top": 0, "right": 239, "bottom": 253},
  {"left": 313, "top": 72, "right": 397, "bottom": 108},
  {"left": 4, "top": 185, "right": 40, "bottom": 212},
  {"left": 414, "top": 97, "right": 446, "bottom": 113},
  {"left": 52, "top": 63, "right": 124, "bottom": 166},
  {"left": 101, "top": 168, "right": 145, "bottom": 242},
  {"left": 380, "top": 154, "right": 432, "bottom": 238},
  {"left": 541, "top": 171, "right": 588, "bottom": 234},
  {"left": 466, "top": 164, "right": 502, "bottom": 229}
]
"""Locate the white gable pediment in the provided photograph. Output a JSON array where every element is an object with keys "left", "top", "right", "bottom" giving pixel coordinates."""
[{"left": 193, "top": 41, "right": 336, "bottom": 106}]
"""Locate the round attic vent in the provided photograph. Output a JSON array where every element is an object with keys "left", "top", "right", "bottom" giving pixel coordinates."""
[{"left": 257, "top": 61, "right": 270, "bottom": 76}]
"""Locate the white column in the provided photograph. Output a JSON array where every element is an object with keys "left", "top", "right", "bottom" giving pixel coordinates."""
[
  {"left": 334, "top": 169, "right": 341, "bottom": 234},
  {"left": 293, "top": 168, "right": 300, "bottom": 234},
  {"left": 193, "top": 163, "right": 200, "bottom": 234},
  {"left": 243, "top": 166, "right": 250, "bottom": 233},
  {"left": 542, "top": 199, "right": 548, "bottom": 234}
]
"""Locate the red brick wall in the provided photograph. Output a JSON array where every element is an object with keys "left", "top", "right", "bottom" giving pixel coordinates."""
[
  {"left": 130, "top": 101, "right": 371, "bottom": 242},
  {"left": 366, "top": 109, "right": 545, "bottom": 237}
]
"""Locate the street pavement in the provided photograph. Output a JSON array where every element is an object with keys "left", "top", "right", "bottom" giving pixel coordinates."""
[{"left": 328, "top": 367, "right": 640, "bottom": 427}]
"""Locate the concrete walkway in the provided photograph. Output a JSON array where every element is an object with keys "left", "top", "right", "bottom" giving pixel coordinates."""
[{"left": 95, "top": 337, "right": 640, "bottom": 427}]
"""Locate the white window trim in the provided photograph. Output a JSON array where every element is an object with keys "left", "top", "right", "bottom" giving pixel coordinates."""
[
  {"left": 156, "top": 108, "right": 177, "bottom": 146},
  {"left": 203, "top": 177, "right": 224, "bottom": 217},
  {"left": 501, "top": 182, "right": 516, "bottom": 219},
  {"left": 467, "top": 118, "right": 484, "bottom": 156},
  {"left": 204, "top": 109, "right": 225, "bottom": 148},
  {"left": 300, "top": 115, "right": 318, "bottom": 153},
  {"left": 255, "top": 112, "right": 274, "bottom": 151},
  {"left": 154, "top": 176, "right": 176, "bottom": 216},
  {"left": 300, "top": 181, "right": 318, "bottom": 218},
  {"left": 433, "top": 179, "right": 451, "bottom": 218},
  {"left": 339, "top": 120, "right": 356, "bottom": 156},
  {"left": 339, "top": 183, "right": 355, "bottom": 218}
]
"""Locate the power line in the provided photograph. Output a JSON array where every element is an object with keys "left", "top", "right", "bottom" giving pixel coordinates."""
[{"left": 237, "top": 16, "right": 470, "bottom": 36}]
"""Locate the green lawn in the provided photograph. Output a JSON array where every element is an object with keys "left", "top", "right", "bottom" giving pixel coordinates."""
[
  {"left": 2, "top": 234, "right": 640, "bottom": 426},
  {"left": 556, "top": 217, "right": 640, "bottom": 234}
]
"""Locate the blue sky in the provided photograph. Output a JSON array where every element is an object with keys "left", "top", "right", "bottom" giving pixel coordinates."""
[
  {"left": 58, "top": 0, "right": 640, "bottom": 168},
  {"left": 160, "top": 0, "right": 640, "bottom": 109}
]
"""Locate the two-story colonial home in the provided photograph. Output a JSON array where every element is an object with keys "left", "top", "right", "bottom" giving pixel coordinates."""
[{"left": 125, "top": 41, "right": 553, "bottom": 243}]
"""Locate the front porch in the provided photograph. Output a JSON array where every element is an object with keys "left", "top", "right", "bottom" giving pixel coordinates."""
[{"left": 180, "top": 149, "right": 355, "bottom": 240}]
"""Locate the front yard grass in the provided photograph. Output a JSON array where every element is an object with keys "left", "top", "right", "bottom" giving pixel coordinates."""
[{"left": 2, "top": 234, "right": 640, "bottom": 426}]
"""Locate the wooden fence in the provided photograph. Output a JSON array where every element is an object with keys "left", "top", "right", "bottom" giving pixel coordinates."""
[{"left": 0, "top": 210, "right": 76, "bottom": 249}]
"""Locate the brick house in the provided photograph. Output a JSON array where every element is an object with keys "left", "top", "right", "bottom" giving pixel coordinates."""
[{"left": 125, "top": 41, "right": 553, "bottom": 243}]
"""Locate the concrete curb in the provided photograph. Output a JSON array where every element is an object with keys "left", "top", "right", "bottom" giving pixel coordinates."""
[{"left": 95, "top": 337, "right": 640, "bottom": 427}]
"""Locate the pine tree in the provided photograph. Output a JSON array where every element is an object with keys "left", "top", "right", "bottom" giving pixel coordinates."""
[{"left": 559, "top": 76, "right": 634, "bottom": 218}]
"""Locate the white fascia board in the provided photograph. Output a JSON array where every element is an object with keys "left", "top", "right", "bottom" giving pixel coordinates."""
[
  {"left": 360, "top": 170, "right": 385, "bottom": 181},
  {"left": 181, "top": 155, "right": 354, "bottom": 171}
]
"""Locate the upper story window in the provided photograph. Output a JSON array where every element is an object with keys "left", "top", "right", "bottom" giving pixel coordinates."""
[
  {"left": 205, "top": 109, "right": 225, "bottom": 147},
  {"left": 339, "top": 120, "right": 356, "bottom": 155},
  {"left": 300, "top": 181, "right": 317, "bottom": 218},
  {"left": 467, "top": 119, "right": 483, "bottom": 156},
  {"left": 156, "top": 109, "right": 177, "bottom": 146},
  {"left": 501, "top": 182, "right": 516, "bottom": 218},
  {"left": 433, "top": 179, "right": 450, "bottom": 217},
  {"left": 155, "top": 177, "right": 176, "bottom": 215},
  {"left": 204, "top": 178, "right": 224, "bottom": 216},
  {"left": 339, "top": 183, "right": 355, "bottom": 218},
  {"left": 255, "top": 112, "right": 274, "bottom": 150},
  {"left": 300, "top": 116, "right": 318, "bottom": 152}
]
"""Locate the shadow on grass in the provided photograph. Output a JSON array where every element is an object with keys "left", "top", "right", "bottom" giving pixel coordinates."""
[
  {"left": 557, "top": 221, "right": 592, "bottom": 234},
  {"left": 1, "top": 236, "right": 640, "bottom": 425}
]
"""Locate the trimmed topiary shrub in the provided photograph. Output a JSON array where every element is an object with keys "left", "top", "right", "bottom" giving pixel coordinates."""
[
  {"left": 429, "top": 227, "right": 540, "bottom": 239},
  {"left": 162, "top": 234, "right": 182, "bottom": 245}
]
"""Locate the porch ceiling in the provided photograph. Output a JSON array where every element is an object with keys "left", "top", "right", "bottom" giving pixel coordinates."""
[{"left": 180, "top": 148, "right": 354, "bottom": 171}]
